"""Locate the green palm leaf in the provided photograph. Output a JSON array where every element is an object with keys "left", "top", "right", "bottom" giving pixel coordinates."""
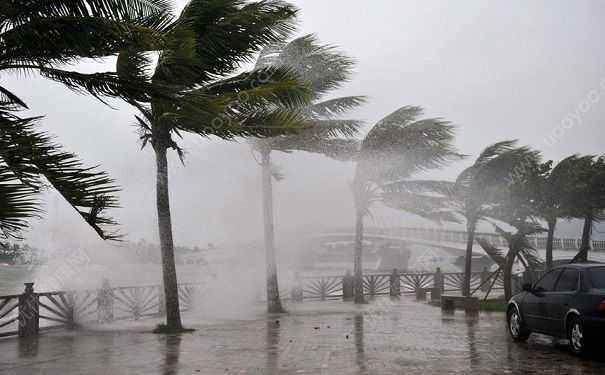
[{"left": 0, "top": 112, "right": 120, "bottom": 240}]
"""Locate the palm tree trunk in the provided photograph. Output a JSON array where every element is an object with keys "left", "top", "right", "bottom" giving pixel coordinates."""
[
  {"left": 503, "top": 252, "right": 515, "bottom": 302},
  {"left": 154, "top": 144, "right": 183, "bottom": 330},
  {"left": 574, "top": 215, "right": 593, "bottom": 263},
  {"left": 462, "top": 219, "right": 477, "bottom": 297},
  {"left": 353, "top": 208, "right": 365, "bottom": 304},
  {"left": 260, "top": 150, "right": 284, "bottom": 313},
  {"left": 545, "top": 218, "right": 556, "bottom": 270}
]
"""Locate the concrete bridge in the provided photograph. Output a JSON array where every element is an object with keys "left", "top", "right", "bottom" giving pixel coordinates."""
[{"left": 308, "top": 227, "right": 605, "bottom": 271}]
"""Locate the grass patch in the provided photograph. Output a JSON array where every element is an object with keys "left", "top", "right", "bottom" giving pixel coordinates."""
[
  {"left": 479, "top": 299, "right": 507, "bottom": 312},
  {"left": 153, "top": 324, "right": 196, "bottom": 334}
]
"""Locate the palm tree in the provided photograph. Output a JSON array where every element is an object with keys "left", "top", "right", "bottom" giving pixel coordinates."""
[
  {"left": 350, "top": 106, "right": 460, "bottom": 303},
  {"left": 444, "top": 141, "right": 539, "bottom": 296},
  {"left": 569, "top": 156, "right": 605, "bottom": 263},
  {"left": 250, "top": 35, "right": 365, "bottom": 313},
  {"left": 121, "top": 0, "right": 311, "bottom": 330},
  {"left": 475, "top": 146, "right": 545, "bottom": 300},
  {"left": 532, "top": 156, "right": 589, "bottom": 269},
  {"left": 0, "top": 0, "right": 172, "bottom": 240}
]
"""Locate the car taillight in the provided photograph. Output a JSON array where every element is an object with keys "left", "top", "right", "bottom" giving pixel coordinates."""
[{"left": 598, "top": 300, "right": 605, "bottom": 311}]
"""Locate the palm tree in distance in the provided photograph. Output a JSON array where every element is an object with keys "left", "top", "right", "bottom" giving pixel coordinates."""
[
  {"left": 443, "top": 141, "right": 535, "bottom": 296},
  {"left": 475, "top": 145, "right": 545, "bottom": 300},
  {"left": 532, "top": 156, "right": 589, "bottom": 269},
  {"left": 250, "top": 34, "right": 365, "bottom": 313},
  {"left": 120, "top": 0, "right": 312, "bottom": 330},
  {"left": 569, "top": 156, "right": 605, "bottom": 263},
  {"left": 350, "top": 106, "right": 461, "bottom": 303}
]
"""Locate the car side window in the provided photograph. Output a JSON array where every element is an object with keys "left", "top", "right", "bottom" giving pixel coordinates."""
[
  {"left": 534, "top": 269, "right": 562, "bottom": 292},
  {"left": 554, "top": 268, "right": 578, "bottom": 292}
]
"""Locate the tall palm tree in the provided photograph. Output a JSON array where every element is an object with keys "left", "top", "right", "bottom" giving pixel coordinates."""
[
  {"left": 250, "top": 35, "right": 365, "bottom": 313},
  {"left": 569, "top": 156, "right": 605, "bottom": 263},
  {"left": 121, "top": 0, "right": 311, "bottom": 330},
  {"left": 0, "top": 0, "right": 172, "bottom": 240},
  {"left": 445, "top": 141, "right": 536, "bottom": 296},
  {"left": 350, "top": 106, "right": 460, "bottom": 303}
]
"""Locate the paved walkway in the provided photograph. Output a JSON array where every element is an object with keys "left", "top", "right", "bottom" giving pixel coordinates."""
[{"left": 0, "top": 297, "right": 604, "bottom": 374}]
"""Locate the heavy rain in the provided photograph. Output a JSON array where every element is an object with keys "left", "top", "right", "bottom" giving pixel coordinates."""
[{"left": 1, "top": 1, "right": 605, "bottom": 374}]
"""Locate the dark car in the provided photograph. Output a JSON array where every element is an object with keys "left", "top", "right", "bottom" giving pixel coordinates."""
[{"left": 507, "top": 263, "right": 605, "bottom": 355}]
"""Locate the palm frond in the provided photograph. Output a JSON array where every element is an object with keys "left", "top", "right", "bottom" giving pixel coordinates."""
[
  {"left": 271, "top": 137, "right": 361, "bottom": 161},
  {"left": 37, "top": 66, "right": 162, "bottom": 104},
  {"left": 308, "top": 96, "right": 366, "bottom": 118},
  {"left": 360, "top": 106, "right": 462, "bottom": 183},
  {"left": 257, "top": 34, "right": 356, "bottom": 100},
  {"left": 159, "top": 0, "right": 297, "bottom": 86},
  {"left": 476, "top": 238, "right": 506, "bottom": 266},
  {"left": 203, "top": 65, "right": 312, "bottom": 110},
  {"left": 1, "top": 16, "right": 166, "bottom": 64},
  {"left": 0, "top": 85, "right": 28, "bottom": 110},
  {"left": 0, "top": 112, "right": 120, "bottom": 240},
  {"left": 0, "top": 163, "right": 40, "bottom": 240},
  {"left": 0, "top": 0, "right": 173, "bottom": 29}
]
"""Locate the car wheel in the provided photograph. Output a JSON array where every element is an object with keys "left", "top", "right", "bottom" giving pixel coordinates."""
[
  {"left": 508, "top": 306, "right": 530, "bottom": 341},
  {"left": 567, "top": 316, "right": 587, "bottom": 356}
]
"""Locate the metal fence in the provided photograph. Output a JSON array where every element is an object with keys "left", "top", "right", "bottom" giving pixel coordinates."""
[{"left": 292, "top": 269, "right": 505, "bottom": 302}]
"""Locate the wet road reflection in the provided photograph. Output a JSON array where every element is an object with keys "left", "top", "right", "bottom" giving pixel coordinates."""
[
  {"left": 161, "top": 335, "right": 182, "bottom": 375},
  {"left": 353, "top": 313, "right": 366, "bottom": 374},
  {"left": 1, "top": 297, "right": 605, "bottom": 374},
  {"left": 265, "top": 320, "right": 280, "bottom": 375}
]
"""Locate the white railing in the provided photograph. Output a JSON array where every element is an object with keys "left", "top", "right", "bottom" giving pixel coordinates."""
[{"left": 364, "top": 227, "right": 605, "bottom": 252}]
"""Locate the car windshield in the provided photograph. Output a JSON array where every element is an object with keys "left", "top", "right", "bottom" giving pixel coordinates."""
[
  {"left": 534, "top": 269, "right": 561, "bottom": 292},
  {"left": 587, "top": 267, "right": 605, "bottom": 289}
]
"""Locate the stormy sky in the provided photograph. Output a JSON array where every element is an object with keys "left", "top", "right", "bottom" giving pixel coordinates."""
[{"left": 6, "top": 0, "right": 605, "bottom": 250}]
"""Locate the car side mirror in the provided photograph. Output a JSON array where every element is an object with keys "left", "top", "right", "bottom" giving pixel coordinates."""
[{"left": 522, "top": 283, "right": 532, "bottom": 292}]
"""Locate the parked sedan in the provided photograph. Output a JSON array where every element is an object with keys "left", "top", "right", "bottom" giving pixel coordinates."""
[{"left": 507, "top": 263, "right": 605, "bottom": 355}]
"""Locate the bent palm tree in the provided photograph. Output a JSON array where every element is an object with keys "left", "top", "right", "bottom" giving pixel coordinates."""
[
  {"left": 476, "top": 146, "right": 545, "bottom": 300},
  {"left": 351, "top": 106, "right": 460, "bottom": 303},
  {"left": 569, "top": 156, "right": 605, "bottom": 263},
  {"left": 444, "top": 141, "right": 539, "bottom": 296},
  {"left": 121, "top": 0, "right": 311, "bottom": 330},
  {"left": 532, "top": 156, "right": 590, "bottom": 269},
  {"left": 250, "top": 35, "right": 365, "bottom": 313}
]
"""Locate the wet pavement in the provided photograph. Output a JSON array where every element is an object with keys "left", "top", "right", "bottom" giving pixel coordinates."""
[{"left": 0, "top": 297, "right": 604, "bottom": 374}]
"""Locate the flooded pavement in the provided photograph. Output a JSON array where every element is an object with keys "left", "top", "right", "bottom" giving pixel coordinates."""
[{"left": 0, "top": 297, "right": 604, "bottom": 374}]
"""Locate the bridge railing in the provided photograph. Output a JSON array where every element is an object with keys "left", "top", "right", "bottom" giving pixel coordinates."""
[
  {"left": 0, "top": 281, "right": 202, "bottom": 339},
  {"left": 291, "top": 269, "right": 508, "bottom": 302},
  {"left": 364, "top": 226, "right": 605, "bottom": 251}
]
